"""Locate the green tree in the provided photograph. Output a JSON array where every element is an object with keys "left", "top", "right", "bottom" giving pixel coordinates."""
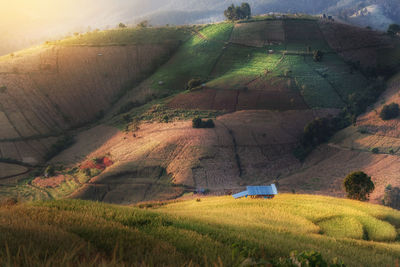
[
  {"left": 240, "top": 3, "right": 251, "bottom": 19},
  {"left": 224, "top": 3, "right": 251, "bottom": 21},
  {"left": 313, "top": 50, "right": 324, "bottom": 62},
  {"left": 387, "top": 24, "right": 400, "bottom": 36},
  {"left": 118, "top": 23, "right": 127, "bottom": 28},
  {"left": 192, "top": 117, "right": 202, "bottom": 128},
  {"left": 343, "top": 171, "right": 374, "bottom": 201},
  {"left": 383, "top": 186, "right": 400, "bottom": 210}
]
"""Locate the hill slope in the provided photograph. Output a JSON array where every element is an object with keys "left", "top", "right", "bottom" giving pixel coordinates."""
[
  {"left": 1, "top": 195, "right": 400, "bottom": 266},
  {"left": 1, "top": 18, "right": 400, "bottom": 205}
]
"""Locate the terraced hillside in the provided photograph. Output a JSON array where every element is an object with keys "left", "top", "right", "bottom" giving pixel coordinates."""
[
  {"left": 1, "top": 195, "right": 400, "bottom": 266},
  {"left": 1, "top": 18, "right": 400, "bottom": 204},
  {"left": 284, "top": 73, "right": 400, "bottom": 203},
  {"left": 0, "top": 27, "right": 191, "bottom": 165}
]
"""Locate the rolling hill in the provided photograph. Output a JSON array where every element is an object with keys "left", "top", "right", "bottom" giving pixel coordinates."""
[
  {"left": 2, "top": 14, "right": 400, "bottom": 267},
  {"left": 2, "top": 0, "right": 400, "bottom": 57},
  {"left": 1, "top": 195, "right": 400, "bottom": 266},
  {"left": 0, "top": 17, "right": 400, "bottom": 206}
]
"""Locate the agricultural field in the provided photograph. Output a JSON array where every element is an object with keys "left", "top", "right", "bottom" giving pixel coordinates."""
[
  {"left": 0, "top": 163, "right": 28, "bottom": 179},
  {"left": 230, "top": 20, "right": 285, "bottom": 47},
  {"left": 51, "top": 26, "right": 192, "bottom": 46},
  {"left": 143, "top": 22, "right": 234, "bottom": 93},
  {"left": 1, "top": 195, "right": 400, "bottom": 266},
  {"left": 319, "top": 21, "right": 400, "bottom": 70},
  {"left": 208, "top": 45, "right": 282, "bottom": 89},
  {"left": 17, "top": 109, "right": 336, "bottom": 204}
]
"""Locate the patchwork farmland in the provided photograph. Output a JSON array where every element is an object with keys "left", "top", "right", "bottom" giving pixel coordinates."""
[{"left": 0, "top": 17, "right": 400, "bottom": 207}]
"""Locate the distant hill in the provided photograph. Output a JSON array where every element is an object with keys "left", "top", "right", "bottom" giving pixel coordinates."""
[{"left": 2, "top": 0, "right": 400, "bottom": 56}]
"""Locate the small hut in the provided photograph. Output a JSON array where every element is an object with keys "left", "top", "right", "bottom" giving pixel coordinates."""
[{"left": 233, "top": 184, "right": 278, "bottom": 199}]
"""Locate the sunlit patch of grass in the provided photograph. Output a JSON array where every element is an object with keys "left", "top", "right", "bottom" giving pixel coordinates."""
[
  {"left": 318, "top": 216, "right": 364, "bottom": 239},
  {"left": 147, "top": 22, "right": 234, "bottom": 92},
  {"left": 50, "top": 26, "right": 192, "bottom": 46}
]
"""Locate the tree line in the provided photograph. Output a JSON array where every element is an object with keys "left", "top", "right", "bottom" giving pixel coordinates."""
[{"left": 224, "top": 3, "right": 251, "bottom": 21}]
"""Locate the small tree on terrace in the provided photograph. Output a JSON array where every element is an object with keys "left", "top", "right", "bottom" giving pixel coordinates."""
[
  {"left": 343, "top": 171, "right": 375, "bottom": 201},
  {"left": 387, "top": 24, "right": 400, "bottom": 37},
  {"left": 313, "top": 50, "right": 324, "bottom": 62}
]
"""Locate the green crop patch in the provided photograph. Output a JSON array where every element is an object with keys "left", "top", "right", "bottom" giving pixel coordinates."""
[
  {"left": 208, "top": 45, "right": 282, "bottom": 89},
  {"left": 274, "top": 55, "right": 345, "bottom": 108},
  {"left": 147, "top": 23, "right": 234, "bottom": 92}
]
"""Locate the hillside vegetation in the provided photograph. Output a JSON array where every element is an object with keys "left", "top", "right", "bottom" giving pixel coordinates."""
[
  {"left": 1, "top": 194, "right": 400, "bottom": 266},
  {"left": 1, "top": 18, "right": 400, "bottom": 205},
  {"left": 0, "top": 26, "right": 191, "bottom": 165}
]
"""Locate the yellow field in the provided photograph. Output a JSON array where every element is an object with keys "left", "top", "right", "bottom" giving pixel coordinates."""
[{"left": 0, "top": 194, "right": 399, "bottom": 266}]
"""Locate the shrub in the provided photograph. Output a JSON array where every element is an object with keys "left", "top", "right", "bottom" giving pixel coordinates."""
[
  {"left": 387, "top": 24, "right": 400, "bottom": 36},
  {"left": 187, "top": 78, "right": 203, "bottom": 90},
  {"left": 371, "top": 147, "right": 379, "bottom": 154},
  {"left": 192, "top": 118, "right": 215, "bottom": 128},
  {"left": 383, "top": 186, "right": 400, "bottom": 210},
  {"left": 348, "top": 80, "right": 386, "bottom": 116},
  {"left": 301, "top": 117, "right": 337, "bottom": 147},
  {"left": 44, "top": 165, "right": 55, "bottom": 177},
  {"left": 379, "top": 103, "right": 399, "bottom": 120},
  {"left": 313, "top": 50, "right": 323, "bottom": 62},
  {"left": 294, "top": 115, "right": 347, "bottom": 161},
  {"left": 343, "top": 171, "right": 375, "bottom": 201},
  {"left": 204, "top": 119, "right": 215, "bottom": 128},
  {"left": 192, "top": 117, "right": 202, "bottom": 128},
  {"left": 118, "top": 23, "right": 127, "bottom": 28},
  {"left": 276, "top": 251, "right": 345, "bottom": 267}
]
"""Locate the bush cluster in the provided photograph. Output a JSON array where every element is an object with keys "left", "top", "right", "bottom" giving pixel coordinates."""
[
  {"left": 379, "top": 103, "right": 399, "bottom": 120},
  {"left": 383, "top": 185, "right": 400, "bottom": 210},
  {"left": 186, "top": 78, "right": 203, "bottom": 91},
  {"left": 224, "top": 3, "right": 251, "bottom": 21},
  {"left": 294, "top": 116, "right": 342, "bottom": 160},
  {"left": 192, "top": 118, "right": 215, "bottom": 128},
  {"left": 294, "top": 80, "right": 386, "bottom": 161}
]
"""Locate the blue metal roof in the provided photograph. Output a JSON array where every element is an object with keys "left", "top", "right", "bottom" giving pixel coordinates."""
[
  {"left": 232, "top": 190, "right": 248, "bottom": 199},
  {"left": 247, "top": 184, "right": 278, "bottom": 196},
  {"left": 232, "top": 184, "right": 278, "bottom": 199}
]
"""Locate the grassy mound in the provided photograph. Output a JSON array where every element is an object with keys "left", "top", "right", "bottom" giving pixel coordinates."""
[{"left": 1, "top": 194, "right": 399, "bottom": 266}]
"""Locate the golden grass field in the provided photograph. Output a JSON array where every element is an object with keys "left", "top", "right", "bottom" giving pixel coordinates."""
[{"left": 0, "top": 194, "right": 399, "bottom": 266}]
